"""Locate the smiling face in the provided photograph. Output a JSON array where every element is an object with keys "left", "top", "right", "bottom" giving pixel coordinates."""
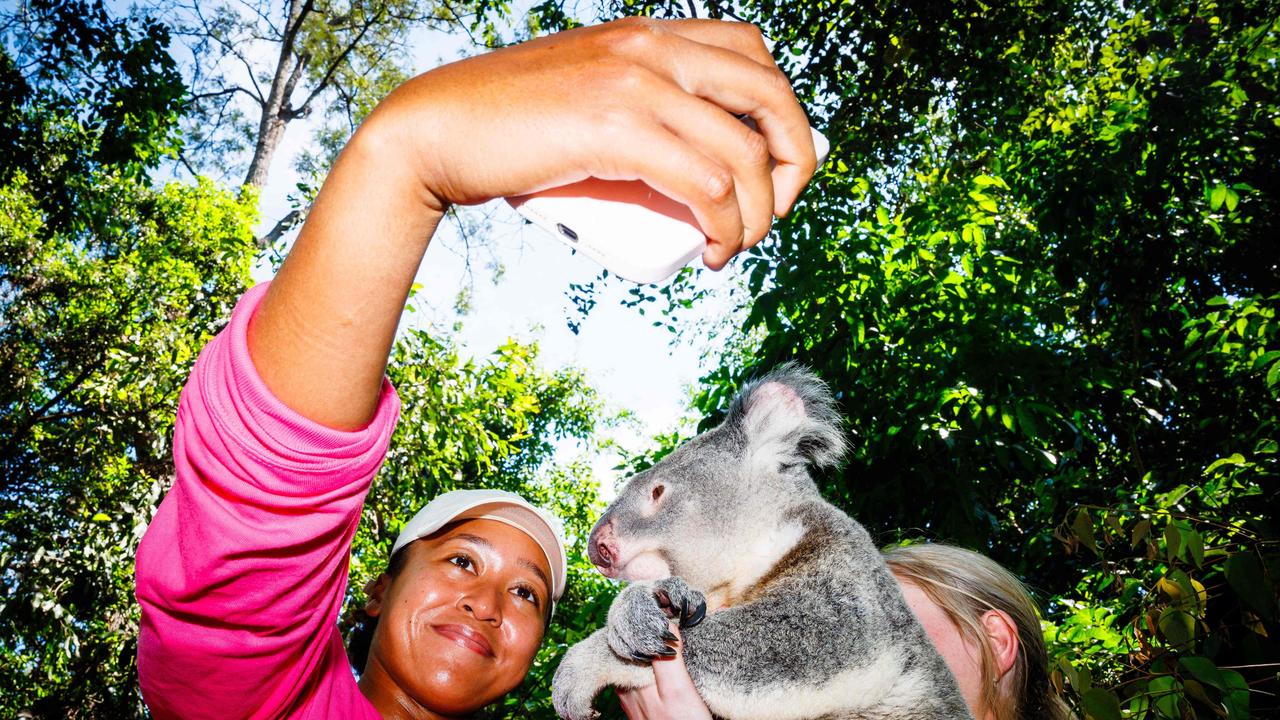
[{"left": 359, "top": 518, "right": 552, "bottom": 717}]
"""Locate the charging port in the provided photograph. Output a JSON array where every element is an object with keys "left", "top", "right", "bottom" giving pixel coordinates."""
[{"left": 556, "top": 223, "right": 578, "bottom": 242}]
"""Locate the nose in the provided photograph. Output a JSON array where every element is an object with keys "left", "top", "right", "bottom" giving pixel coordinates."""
[
  {"left": 588, "top": 518, "right": 619, "bottom": 572},
  {"left": 460, "top": 586, "right": 502, "bottom": 625}
]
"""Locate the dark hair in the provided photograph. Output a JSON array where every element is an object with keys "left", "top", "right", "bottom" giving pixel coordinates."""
[{"left": 346, "top": 542, "right": 414, "bottom": 675}]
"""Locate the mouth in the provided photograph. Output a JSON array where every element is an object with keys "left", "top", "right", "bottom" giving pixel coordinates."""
[{"left": 432, "top": 624, "right": 494, "bottom": 657}]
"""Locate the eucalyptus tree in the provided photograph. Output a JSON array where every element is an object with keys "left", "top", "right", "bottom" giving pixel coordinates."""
[{"left": 612, "top": 0, "right": 1279, "bottom": 716}]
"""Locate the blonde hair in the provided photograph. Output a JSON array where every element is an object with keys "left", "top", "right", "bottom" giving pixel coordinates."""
[{"left": 882, "top": 543, "right": 1075, "bottom": 720}]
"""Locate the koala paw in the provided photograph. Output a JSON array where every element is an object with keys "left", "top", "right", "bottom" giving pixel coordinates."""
[
  {"left": 606, "top": 577, "right": 707, "bottom": 662},
  {"left": 552, "top": 642, "right": 603, "bottom": 720}
]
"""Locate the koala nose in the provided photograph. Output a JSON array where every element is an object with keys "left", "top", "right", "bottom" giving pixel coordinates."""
[{"left": 588, "top": 519, "right": 619, "bottom": 572}]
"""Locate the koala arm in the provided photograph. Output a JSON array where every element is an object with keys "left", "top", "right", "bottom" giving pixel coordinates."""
[{"left": 553, "top": 630, "right": 656, "bottom": 720}]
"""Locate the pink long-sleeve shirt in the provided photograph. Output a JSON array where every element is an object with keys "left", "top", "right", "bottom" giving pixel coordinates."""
[{"left": 135, "top": 283, "right": 400, "bottom": 719}]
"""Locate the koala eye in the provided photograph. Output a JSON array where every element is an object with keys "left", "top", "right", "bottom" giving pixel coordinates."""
[{"left": 651, "top": 484, "right": 666, "bottom": 503}]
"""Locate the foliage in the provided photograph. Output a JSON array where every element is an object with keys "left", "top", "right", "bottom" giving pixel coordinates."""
[
  {"left": 1, "top": 3, "right": 256, "bottom": 715},
  {"left": 610, "top": 0, "right": 1280, "bottom": 717},
  {"left": 5, "top": 0, "right": 1279, "bottom": 718},
  {"left": 0, "top": 2, "right": 613, "bottom": 718}
]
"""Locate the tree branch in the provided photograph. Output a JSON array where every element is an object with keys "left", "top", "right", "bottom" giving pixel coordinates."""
[
  {"left": 189, "top": 1, "right": 268, "bottom": 105},
  {"left": 191, "top": 85, "right": 264, "bottom": 107},
  {"left": 242, "top": 0, "right": 316, "bottom": 188},
  {"left": 256, "top": 205, "right": 310, "bottom": 250},
  {"left": 292, "top": 3, "right": 389, "bottom": 117},
  {"left": 0, "top": 358, "right": 105, "bottom": 457}
]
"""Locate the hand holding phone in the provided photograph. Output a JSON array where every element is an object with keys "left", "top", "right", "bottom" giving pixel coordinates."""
[{"left": 507, "top": 124, "right": 829, "bottom": 284}]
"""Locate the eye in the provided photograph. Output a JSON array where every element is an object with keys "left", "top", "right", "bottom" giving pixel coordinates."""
[
  {"left": 512, "top": 585, "right": 541, "bottom": 607},
  {"left": 651, "top": 484, "right": 665, "bottom": 503},
  {"left": 449, "top": 554, "right": 476, "bottom": 572}
]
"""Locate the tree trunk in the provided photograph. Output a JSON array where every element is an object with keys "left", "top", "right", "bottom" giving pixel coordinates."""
[{"left": 242, "top": 0, "right": 313, "bottom": 191}]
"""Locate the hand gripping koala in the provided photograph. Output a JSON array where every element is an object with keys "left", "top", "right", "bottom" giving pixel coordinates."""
[{"left": 552, "top": 364, "right": 974, "bottom": 720}]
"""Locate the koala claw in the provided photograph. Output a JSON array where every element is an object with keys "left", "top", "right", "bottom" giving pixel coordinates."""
[
  {"left": 654, "top": 579, "right": 708, "bottom": 629},
  {"left": 682, "top": 597, "right": 708, "bottom": 628}
]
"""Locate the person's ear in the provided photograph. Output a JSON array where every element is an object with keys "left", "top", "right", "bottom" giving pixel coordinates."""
[
  {"left": 364, "top": 574, "right": 391, "bottom": 618},
  {"left": 981, "top": 609, "right": 1020, "bottom": 678}
]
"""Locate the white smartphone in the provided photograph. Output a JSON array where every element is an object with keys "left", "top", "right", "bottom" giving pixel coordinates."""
[{"left": 507, "top": 124, "right": 830, "bottom": 284}]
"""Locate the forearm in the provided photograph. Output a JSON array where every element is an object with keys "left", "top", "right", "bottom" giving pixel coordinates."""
[{"left": 248, "top": 118, "right": 443, "bottom": 430}]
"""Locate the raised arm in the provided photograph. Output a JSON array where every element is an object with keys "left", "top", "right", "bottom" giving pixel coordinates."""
[{"left": 246, "top": 18, "right": 819, "bottom": 430}]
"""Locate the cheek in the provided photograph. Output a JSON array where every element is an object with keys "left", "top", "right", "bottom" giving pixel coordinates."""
[
  {"left": 899, "top": 586, "right": 986, "bottom": 712},
  {"left": 917, "top": 615, "right": 985, "bottom": 710},
  {"left": 493, "top": 616, "right": 545, "bottom": 684}
]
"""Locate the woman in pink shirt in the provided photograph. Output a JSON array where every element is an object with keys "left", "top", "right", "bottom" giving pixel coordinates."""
[{"left": 134, "top": 15, "right": 820, "bottom": 720}]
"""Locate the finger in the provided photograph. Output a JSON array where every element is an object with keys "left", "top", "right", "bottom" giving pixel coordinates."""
[
  {"left": 586, "top": 100, "right": 746, "bottom": 268},
  {"left": 626, "top": 30, "right": 817, "bottom": 217},
  {"left": 659, "top": 18, "right": 779, "bottom": 70},
  {"left": 650, "top": 627, "right": 696, "bottom": 697},
  {"left": 648, "top": 87, "right": 775, "bottom": 248}
]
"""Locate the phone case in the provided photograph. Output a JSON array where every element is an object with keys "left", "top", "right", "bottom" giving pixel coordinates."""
[{"left": 507, "top": 126, "right": 830, "bottom": 284}]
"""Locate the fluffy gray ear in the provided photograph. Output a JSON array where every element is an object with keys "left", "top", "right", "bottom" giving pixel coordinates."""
[{"left": 725, "top": 363, "right": 848, "bottom": 469}]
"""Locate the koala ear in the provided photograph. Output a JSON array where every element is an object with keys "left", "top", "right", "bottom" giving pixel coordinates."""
[{"left": 726, "top": 363, "right": 847, "bottom": 469}]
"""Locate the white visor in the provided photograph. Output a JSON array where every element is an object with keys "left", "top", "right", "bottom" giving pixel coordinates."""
[{"left": 391, "top": 489, "right": 568, "bottom": 608}]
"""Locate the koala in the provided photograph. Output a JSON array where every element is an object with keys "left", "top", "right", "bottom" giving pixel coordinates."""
[{"left": 552, "top": 364, "right": 973, "bottom": 720}]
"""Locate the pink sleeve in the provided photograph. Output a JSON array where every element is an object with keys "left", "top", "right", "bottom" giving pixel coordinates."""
[{"left": 135, "top": 283, "right": 398, "bottom": 720}]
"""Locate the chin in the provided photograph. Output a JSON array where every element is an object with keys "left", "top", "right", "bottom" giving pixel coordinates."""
[
  {"left": 412, "top": 670, "right": 502, "bottom": 717},
  {"left": 616, "top": 551, "right": 672, "bottom": 582}
]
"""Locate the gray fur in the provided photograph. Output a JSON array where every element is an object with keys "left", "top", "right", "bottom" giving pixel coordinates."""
[{"left": 552, "top": 364, "right": 973, "bottom": 720}]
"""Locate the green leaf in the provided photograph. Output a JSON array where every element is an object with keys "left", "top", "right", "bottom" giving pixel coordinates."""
[
  {"left": 1222, "top": 669, "right": 1251, "bottom": 719},
  {"left": 1226, "top": 553, "right": 1276, "bottom": 619},
  {"left": 1179, "top": 656, "right": 1226, "bottom": 691},
  {"left": 1164, "top": 523, "right": 1181, "bottom": 562},
  {"left": 1184, "top": 528, "right": 1204, "bottom": 568},
  {"left": 91, "top": 513, "right": 111, "bottom": 522},
  {"left": 1158, "top": 607, "right": 1194, "bottom": 647},
  {"left": 1204, "top": 453, "right": 1246, "bottom": 474},
  {"left": 1210, "top": 183, "right": 1228, "bottom": 210},
  {"left": 1147, "top": 675, "right": 1183, "bottom": 718},
  {"left": 1072, "top": 510, "right": 1099, "bottom": 555},
  {"left": 1080, "top": 688, "right": 1122, "bottom": 720},
  {"left": 1252, "top": 350, "right": 1280, "bottom": 370},
  {"left": 1132, "top": 518, "right": 1153, "bottom": 548}
]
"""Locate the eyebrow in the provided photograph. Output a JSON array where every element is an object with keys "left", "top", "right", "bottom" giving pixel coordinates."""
[{"left": 452, "top": 533, "right": 552, "bottom": 595}]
